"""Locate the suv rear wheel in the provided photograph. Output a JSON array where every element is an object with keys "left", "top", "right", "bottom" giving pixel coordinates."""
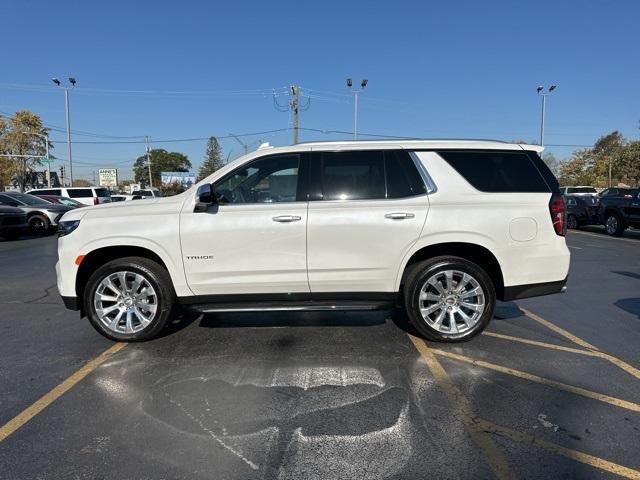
[
  {"left": 404, "top": 256, "right": 496, "bottom": 342},
  {"left": 605, "top": 212, "right": 624, "bottom": 236},
  {"left": 84, "top": 257, "right": 176, "bottom": 341}
]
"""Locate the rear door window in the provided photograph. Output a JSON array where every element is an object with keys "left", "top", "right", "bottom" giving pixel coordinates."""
[
  {"left": 320, "top": 151, "right": 385, "bottom": 200},
  {"left": 385, "top": 151, "right": 427, "bottom": 198},
  {"left": 94, "top": 188, "right": 111, "bottom": 197},
  {"left": 438, "top": 150, "right": 550, "bottom": 193},
  {"left": 36, "top": 189, "right": 62, "bottom": 196}
]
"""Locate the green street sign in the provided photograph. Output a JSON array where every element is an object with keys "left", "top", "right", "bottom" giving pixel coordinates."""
[{"left": 42, "top": 156, "right": 53, "bottom": 163}]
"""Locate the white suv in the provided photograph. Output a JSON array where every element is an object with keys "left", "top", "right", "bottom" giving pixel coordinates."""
[
  {"left": 27, "top": 187, "right": 112, "bottom": 206},
  {"left": 56, "top": 140, "right": 570, "bottom": 342}
]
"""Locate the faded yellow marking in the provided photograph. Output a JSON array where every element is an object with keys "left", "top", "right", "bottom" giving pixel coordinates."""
[
  {"left": 0, "top": 342, "right": 127, "bottom": 442},
  {"left": 474, "top": 418, "right": 640, "bottom": 479},
  {"left": 432, "top": 349, "right": 640, "bottom": 413},
  {"left": 483, "top": 331, "right": 640, "bottom": 381},
  {"left": 408, "top": 335, "right": 516, "bottom": 480},
  {"left": 520, "top": 308, "right": 599, "bottom": 351},
  {"left": 483, "top": 331, "right": 600, "bottom": 357}
]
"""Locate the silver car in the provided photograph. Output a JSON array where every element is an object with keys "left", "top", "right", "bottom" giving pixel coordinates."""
[{"left": 0, "top": 191, "right": 73, "bottom": 234}]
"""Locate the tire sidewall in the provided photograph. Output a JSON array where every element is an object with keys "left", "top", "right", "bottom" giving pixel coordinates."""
[
  {"left": 405, "top": 257, "right": 496, "bottom": 342},
  {"left": 84, "top": 258, "right": 174, "bottom": 342},
  {"left": 29, "top": 214, "right": 50, "bottom": 234},
  {"left": 605, "top": 213, "right": 623, "bottom": 236}
]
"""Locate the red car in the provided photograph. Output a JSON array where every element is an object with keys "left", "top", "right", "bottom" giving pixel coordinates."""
[{"left": 31, "top": 194, "right": 85, "bottom": 209}]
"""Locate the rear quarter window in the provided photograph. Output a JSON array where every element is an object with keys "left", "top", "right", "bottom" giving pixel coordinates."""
[
  {"left": 438, "top": 150, "right": 551, "bottom": 193},
  {"left": 94, "top": 188, "right": 111, "bottom": 197}
]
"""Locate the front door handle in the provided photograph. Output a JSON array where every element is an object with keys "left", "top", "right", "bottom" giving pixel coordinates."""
[
  {"left": 272, "top": 215, "right": 302, "bottom": 223},
  {"left": 385, "top": 212, "right": 415, "bottom": 220}
]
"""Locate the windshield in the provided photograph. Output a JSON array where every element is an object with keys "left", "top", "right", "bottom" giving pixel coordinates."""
[
  {"left": 7, "top": 192, "right": 50, "bottom": 206},
  {"left": 567, "top": 187, "right": 597, "bottom": 194},
  {"left": 59, "top": 197, "right": 82, "bottom": 206}
]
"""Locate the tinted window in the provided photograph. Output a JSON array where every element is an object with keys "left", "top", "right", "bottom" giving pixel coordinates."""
[
  {"left": 321, "top": 151, "right": 385, "bottom": 200},
  {"left": 566, "top": 198, "right": 577, "bottom": 206},
  {"left": 67, "top": 189, "right": 93, "bottom": 198},
  {"left": 385, "top": 151, "right": 427, "bottom": 198},
  {"left": 215, "top": 154, "right": 300, "bottom": 204},
  {"left": 439, "top": 151, "right": 550, "bottom": 193},
  {"left": 0, "top": 194, "right": 20, "bottom": 207},
  {"left": 4, "top": 192, "right": 49, "bottom": 205},
  {"left": 35, "top": 189, "right": 62, "bottom": 196},
  {"left": 567, "top": 187, "right": 597, "bottom": 194},
  {"left": 95, "top": 188, "right": 111, "bottom": 197}
]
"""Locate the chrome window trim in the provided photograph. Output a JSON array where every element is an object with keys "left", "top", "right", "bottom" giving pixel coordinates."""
[{"left": 409, "top": 151, "right": 437, "bottom": 194}]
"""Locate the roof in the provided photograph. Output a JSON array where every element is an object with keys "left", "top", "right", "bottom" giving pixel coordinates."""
[{"left": 261, "top": 139, "right": 544, "bottom": 153}]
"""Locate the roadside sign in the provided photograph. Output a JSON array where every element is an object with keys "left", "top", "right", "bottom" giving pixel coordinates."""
[
  {"left": 41, "top": 156, "right": 53, "bottom": 163},
  {"left": 98, "top": 168, "right": 118, "bottom": 187}
]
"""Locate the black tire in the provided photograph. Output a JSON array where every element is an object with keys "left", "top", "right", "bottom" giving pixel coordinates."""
[
  {"left": 604, "top": 212, "right": 624, "bottom": 237},
  {"left": 567, "top": 214, "right": 578, "bottom": 230},
  {"left": 403, "top": 256, "right": 496, "bottom": 342},
  {"left": 84, "top": 257, "right": 176, "bottom": 342},
  {"left": 28, "top": 214, "right": 50, "bottom": 235}
]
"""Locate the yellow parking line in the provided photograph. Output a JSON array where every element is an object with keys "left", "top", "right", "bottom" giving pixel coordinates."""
[
  {"left": 0, "top": 342, "right": 126, "bottom": 443},
  {"left": 474, "top": 418, "right": 640, "bottom": 479},
  {"left": 482, "top": 332, "right": 599, "bottom": 357},
  {"left": 520, "top": 308, "right": 599, "bottom": 351},
  {"left": 432, "top": 349, "right": 640, "bottom": 413},
  {"left": 408, "top": 335, "right": 516, "bottom": 480},
  {"left": 483, "top": 331, "right": 640, "bottom": 381}
]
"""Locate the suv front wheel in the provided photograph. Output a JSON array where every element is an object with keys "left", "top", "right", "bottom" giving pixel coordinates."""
[
  {"left": 84, "top": 257, "right": 176, "bottom": 341},
  {"left": 404, "top": 256, "right": 496, "bottom": 342}
]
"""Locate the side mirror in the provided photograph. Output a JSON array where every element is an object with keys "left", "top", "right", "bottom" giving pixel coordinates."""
[{"left": 194, "top": 184, "right": 216, "bottom": 212}]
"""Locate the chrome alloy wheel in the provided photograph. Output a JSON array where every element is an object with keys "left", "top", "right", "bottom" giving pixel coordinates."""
[
  {"left": 606, "top": 215, "right": 618, "bottom": 235},
  {"left": 93, "top": 271, "right": 158, "bottom": 334},
  {"left": 418, "top": 269, "right": 485, "bottom": 335}
]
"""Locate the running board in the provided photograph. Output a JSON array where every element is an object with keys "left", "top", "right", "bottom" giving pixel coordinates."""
[{"left": 189, "top": 300, "right": 394, "bottom": 313}]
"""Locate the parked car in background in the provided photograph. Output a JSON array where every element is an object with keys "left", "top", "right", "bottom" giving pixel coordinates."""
[
  {"left": 0, "top": 191, "right": 73, "bottom": 234},
  {"left": 560, "top": 186, "right": 598, "bottom": 196},
  {"left": 0, "top": 205, "right": 28, "bottom": 240},
  {"left": 598, "top": 187, "right": 635, "bottom": 198},
  {"left": 598, "top": 188, "right": 640, "bottom": 236},
  {"left": 26, "top": 187, "right": 112, "bottom": 206},
  {"left": 110, "top": 194, "right": 133, "bottom": 202},
  {"left": 131, "top": 188, "right": 163, "bottom": 200},
  {"left": 566, "top": 195, "right": 599, "bottom": 229},
  {"left": 30, "top": 194, "right": 85, "bottom": 208}
]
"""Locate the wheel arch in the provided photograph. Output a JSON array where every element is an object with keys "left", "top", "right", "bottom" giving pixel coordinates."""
[
  {"left": 76, "top": 246, "right": 170, "bottom": 310},
  {"left": 398, "top": 241, "right": 505, "bottom": 300}
]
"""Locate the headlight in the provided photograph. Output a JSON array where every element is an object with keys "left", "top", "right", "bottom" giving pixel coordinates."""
[{"left": 58, "top": 220, "right": 81, "bottom": 237}]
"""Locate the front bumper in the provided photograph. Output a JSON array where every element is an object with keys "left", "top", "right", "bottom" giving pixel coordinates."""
[
  {"left": 502, "top": 277, "right": 568, "bottom": 301},
  {"left": 61, "top": 295, "right": 80, "bottom": 310}
]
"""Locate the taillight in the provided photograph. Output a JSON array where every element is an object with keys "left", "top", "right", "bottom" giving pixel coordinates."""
[
  {"left": 94, "top": 197, "right": 99, "bottom": 205},
  {"left": 549, "top": 193, "right": 566, "bottom": 236}
]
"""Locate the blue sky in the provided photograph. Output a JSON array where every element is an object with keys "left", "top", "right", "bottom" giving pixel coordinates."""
[{"left": 1, "top": 0, "right": 638, "bottom": 180}]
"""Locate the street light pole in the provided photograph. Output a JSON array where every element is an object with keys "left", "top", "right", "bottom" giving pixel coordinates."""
[
  {"left": 52, "top": 77, "right": 76, "bottom": 186},
  {"left": 347, "top": 78, "right": 368, "bottom": 140},
  {"left": 536, "top": 85, "right": 557, "bottom": 148}
]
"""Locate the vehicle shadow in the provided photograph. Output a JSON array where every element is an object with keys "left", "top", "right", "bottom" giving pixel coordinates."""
[{"left": 614, "top": 298, "right": 640, "bottom": 319}]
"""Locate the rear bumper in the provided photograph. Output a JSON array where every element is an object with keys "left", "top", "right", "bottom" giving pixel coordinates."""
[{"left": 502, "top": 277, "right": 568, "bottom": 301}]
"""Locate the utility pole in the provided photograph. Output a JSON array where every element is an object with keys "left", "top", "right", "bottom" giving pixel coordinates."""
[
  {"left": 273, "top": 85, "right": 309, "bottom": 145},
  {"left": 346, "top": 78, "right": 368, "bottom": 140},
  {"left": 536, "top": 85, "right": 557, "bottom": 148},
  {"left": 145, "top": 136, "right": 153, "bottom": 188},
  {"left": 52, "top": 77, "right": 76, "bottom": 186},
  {"left": 291, "top": 85, "right": 299, "bottom": 145},
  {"left": 229, "top": 133, "right": 249, "bottom": 155}
]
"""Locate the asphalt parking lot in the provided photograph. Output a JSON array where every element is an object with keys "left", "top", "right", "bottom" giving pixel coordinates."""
[{"left": 1, "top": 229, "right": 639, "bottom": 479}]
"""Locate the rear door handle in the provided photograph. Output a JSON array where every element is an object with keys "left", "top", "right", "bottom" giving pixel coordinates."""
[
  {"left": 272, "top": 215, "right": 302, "bottom": 223},
  {"left": 385, "top": 212, "right": 415, "bottom": 220}
]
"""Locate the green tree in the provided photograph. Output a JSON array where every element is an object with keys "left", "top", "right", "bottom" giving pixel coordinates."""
[
  {"left": 197, "top": 136, "right": 225, "bottom": 181},
  {"left": 542, "top": 152, "right": 561, "bottom": 176},
  {"left": 0, "top": 110, "right": 52, "bottom": 191},
  {"left": 72, "top": 179, "right": 92, "bottom": 187},
  {"left": 133, "top": 149, "right": 191, "bottom": 187},
  {"left": 557, "top": 149, "right": 595, "bottom": 186}
]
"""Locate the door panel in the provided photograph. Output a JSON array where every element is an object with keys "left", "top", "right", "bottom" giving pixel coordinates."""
[
  {"left": 180, "top": 203, "right": 309, "bottom": 295},
  {"left": 180, "top": 152, "right": 310, "bottom": 296},
  {"left": 307, "top": 196, "right": 428, "bottom": 292}
]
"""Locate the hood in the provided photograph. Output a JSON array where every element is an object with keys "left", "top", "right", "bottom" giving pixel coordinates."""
[{"left": 64, "top": 193, "right": 185, "bottom": 221}]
